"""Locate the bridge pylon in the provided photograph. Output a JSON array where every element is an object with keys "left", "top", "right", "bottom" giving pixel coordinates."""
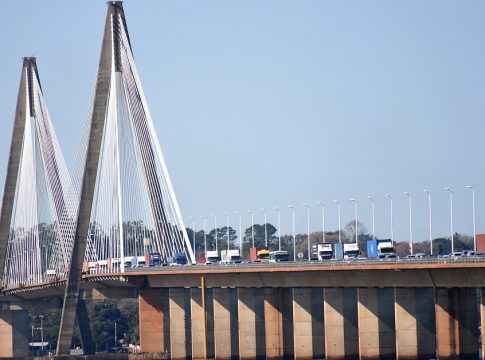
[
  {"left": 57, "top": 1, "right": 194, "bottom": 355},
  {"left": 0, "top": 58, "right": 77, "bottom": 291}
]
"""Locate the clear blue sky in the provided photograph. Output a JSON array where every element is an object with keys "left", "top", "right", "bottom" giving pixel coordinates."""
[{"left": 0, "top": 1, "right": 484, "bottom": 242}]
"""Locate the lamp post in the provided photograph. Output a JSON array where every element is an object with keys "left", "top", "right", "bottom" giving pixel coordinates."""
[
  {"left": 333, "top": 200, "right": 341, "bottom": 243},
  {"left": 114, "top": 320, "right": 117, "bottom": 351},
  {"left": 200, "top": 216, "right": 207, "bottom": 256},
  {"left": 317, "top": 201, "right": 325, "bottom": 243},
  {"left": 289, "top": 205, "right": 295, "bottom": 261},
  {"left": 39, "top": 315, "right": 44, "bottom": 354},
  {"left": 467, "top": 186, "right": 477, "bottom": 251},
  {"left": 211, "top": 213, "right": 217, "bottom": 252},
  {"left": 189, "top": 216, "right": 196, "bottom": 256},
  {"left": 350, "top": 199, "right": 358, "bottom": 244},
  {"left": 274, "top": 207, "right": 281, "bottom": 251},
  {"left": 223, "top": 213, "right": 230, "bottom": 251},
  {"left": 403, "top": 192, "right": 413, "bottom": 255},
  {"left": 234, "top": 211, "right": 242, "bottom": 253},
  {"left": 385, "top": 194, "right": 394, "bottom": 245},
  {"left": 260, "top": 209, "right": 267, "bottom": 247},
  {"left": 445, "top": 187, "right": 454, "bottom": 254},
  {"left": 367, "top": 196, "right": 375, "bottom": 241},
  {"left": 303, "top": 204, "right": 310, "bottom": 261},
  {"left": 247, "top": 210, "right": 254, "bottom": 248},
  {"left": 424, "top": 190, "right": 433, "bottom": 255}
]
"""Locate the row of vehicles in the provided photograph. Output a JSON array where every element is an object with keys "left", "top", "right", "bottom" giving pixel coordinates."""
[{"left": 82, "top": 238, "right": 483, "bottom": 273}]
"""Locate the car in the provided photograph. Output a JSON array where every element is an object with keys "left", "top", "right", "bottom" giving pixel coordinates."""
[
  {"left": 414, "top": 253, "right": 426, "bottom": 259},
  {"left": 406, "top": 254, "right": 416, "bottom": 259}
]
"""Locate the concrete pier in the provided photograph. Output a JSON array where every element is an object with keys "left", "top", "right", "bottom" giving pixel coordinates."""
[
  {"left": 0, "top": 309, "right": 29, "bottom": 358},
  {"left": 136, "top": 285, "right": 482, "bottom": 360},
  {"left": 435, "top": 288, "right": 478, "bottom": 360},
  {"left": 357, "top": 288, "right": 395, "bottom": 360},
  {"left": 324, "top": 288, "right": 358, "bottom": 360}
]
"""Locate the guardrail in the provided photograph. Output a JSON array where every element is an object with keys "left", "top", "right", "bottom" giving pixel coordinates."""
[{"left": 122, "top": 255, "right": 485, "bottom": 272}]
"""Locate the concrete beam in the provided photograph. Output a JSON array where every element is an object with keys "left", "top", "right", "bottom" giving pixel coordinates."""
[
  {"left": 213, "top": 288, "right": 239, "bottom": 359},
  {"left": 435, "top": 288, "right": 479, "bottom": 360},
  {"left": 324, "top": 288, "right": 358, "bottom": 360},
  {"left": 138, "top": 289, "right": 170, "bottom": 353},
  {"left": 395, "top": 288, "right": 435, "bottom": 360},
  {"left": 0, "top": 309, "right": 29, "bottom": 357},
  {"left": 264, "top": 288, "right": 293, "bottom": 359},
  {"left": 237, "top": 288, "right": 265, "bottom": 359},
  {"left": 357, "top": 288, "right": 395, "bottom": 360},
  {"left": 191, "top": 288, "right": 205, "bottom": 359},
  {"left": 169, "top": 288, "right": 191, "bottom": 359}
]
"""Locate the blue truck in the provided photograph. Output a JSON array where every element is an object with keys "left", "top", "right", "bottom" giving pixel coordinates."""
[
  {"left": 169, "top": 252, "right": 188, "bottom": 265},
  {"left": 334, "top": 243, "right": 344, "bottom": 260},
  {"left": 367, "top": 239, "right": 395, "bottom": 259}
]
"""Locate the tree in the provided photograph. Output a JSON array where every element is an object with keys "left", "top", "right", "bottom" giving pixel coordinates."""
[
  {"left": 241, "top": 223, "right": 277, "bottom": 258},
  {"left": 344, "top": 220, "right": 367, "bottom": 242}
]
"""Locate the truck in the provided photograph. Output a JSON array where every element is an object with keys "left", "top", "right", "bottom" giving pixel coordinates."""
[
  {"left": 221, "top": 249, "right": 242, "bottom": 264},
  {"left": 145, "top": 252, "right": 162, "bottom": 266},
  {"left": 310, "top": 243, "right": 319, "bottom": 260},
  {"left": 269, "top": 250, "right": 290, "bottom": 262},
  {"left": 205, "top": 250, "right": 220, "bottom": 265},
  {"left": 317, "top": 243, "right": 333, "bottom": 260},
  {"left": 343, "top": 243, "right": 360, "bottom": 259},
  {"left": 249, "top": 247, "right": 270, "bottom": 262},
  {"left": 367, "top": 239, "right": 395, "bottom": 259},
  {"left": 169, "top": 252, "right": 188, "bottom": 266}
]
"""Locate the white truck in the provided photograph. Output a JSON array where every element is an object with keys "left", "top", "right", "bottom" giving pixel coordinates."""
[
  {"left": 317, "top": 243, "right": 333, "bottom": 260},
  {"left": 377, "top": 240, "right": 395, "bottom": 258},
  {"left": 220, "top": 249, "right": 242, "bottom": 264},
  {"left": 343, "top": 243, "right": 360, "bottom": 259},
  {"left": 205, "top": 250, "right": 220, "bottom": 265}
]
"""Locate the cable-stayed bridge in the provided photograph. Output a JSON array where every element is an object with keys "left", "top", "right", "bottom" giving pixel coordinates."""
[{"left": 0, "top": 1, "right": 485, "bottom": 359}]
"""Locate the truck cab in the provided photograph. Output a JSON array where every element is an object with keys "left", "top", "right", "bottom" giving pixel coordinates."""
[
  {"left": 205, "top": 250, "right": 220, "bottom": 265},
  {"left": 317, "top": 243, "right": 333, "bottom": 260},
  {"left": 343, "top": 243, "right": 360, "bottom": 259}
]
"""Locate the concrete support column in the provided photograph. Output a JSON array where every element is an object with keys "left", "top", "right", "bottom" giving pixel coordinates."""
[
  {"left": 395, "top": 288, "right": 435, "bottom": 360},
  {"left": 357, "top": 288, "right": 395, "bottom": 360},
  {"left": 435, "top": 288, "right": 478, "bottom": 360},
  {"left": 264, "top": 288, "right": 294, "bottom": 359},
  {"left": 238, "top": 288, "right": 265, "bottom": 359},
  {"left": 191, "top": 288, "right": 206, "bottom": 359},
  {"left": 213, "top": 288, "right": 239, "bottom": 359},
  {"left": 480, "top": 288, "right": 485, "bottom": 360},
  {"left": 293, "top": 287, "right": 324, "bottom": 360},
  {"left": 138, "top": 288, "right": 170, "bottom": 353},
  {"left": 169, "top": 288, "right": 192, "bottom": 359},
  {"left": 324, "top": 288, "right": 358, "bottom": 360},
  {"left": 0, "top": 309, "right": 29, "bottom": 358}
]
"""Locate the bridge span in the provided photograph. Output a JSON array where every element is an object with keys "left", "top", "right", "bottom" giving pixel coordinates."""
[{"left": 0, "top": 260, "right": 485, "bottom": 359}]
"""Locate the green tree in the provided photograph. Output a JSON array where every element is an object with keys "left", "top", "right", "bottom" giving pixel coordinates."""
[{"left": 241, "top": 223, "right": 277, "bottom": 258}]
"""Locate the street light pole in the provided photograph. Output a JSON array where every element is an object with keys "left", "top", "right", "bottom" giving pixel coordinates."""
[
  {"left": 247, "top": 210, "right": 254, "bottom": 248},
  {"left": 39, "top": 315, "right": 44, "bottom": 354},
  {"left": 445, "top": 187, "right": 454, "bottom": 254},
  {"left": 260, "top": 209, "right": 267, "bottom": 247},
  {"left": 274, "top": 207, "right": 281, "bottom": 251},
  {"left": 333, "top": 200, "right": 341, "bottom": 243},
  {"left": 211, "top": 213, "right": 217, "bottom": 252},
  {"left": 234, "top": 211, "right": 242, "bottom": 254},
  {"left": 318, "top": 202, "right": 325, "bottom": 243},
  {"left": 467, "top": 186, "right": 477, "bottom": 251},
  {"left": 350, "top": 199, "right": 358, "bottom": 244},
  {"left": 224, "top": 213, "right": 230, "bottom": 251},
  {"left": 303, "top": 204, "right": 310, "bottom": 261},
  {"left": 289, "top": 205, "right": 295, "bottom": 261},
  {"left": 424, "top": 190, "right": 433, "bottom": 255},
  {"left": 403, "top": 192, "right": 413, "bottom": 255},
  {"left": 200, "top": 216, "right": 207, "bottom": 256},
  {"left": 385, "top": 194, "right": 394, "bottom": 245},
  {"left": 367, "top": 196, "right": 375, "bottom": 241},
  {"left": 189, "top": 216, "right": 196, "bottom": 257}
]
